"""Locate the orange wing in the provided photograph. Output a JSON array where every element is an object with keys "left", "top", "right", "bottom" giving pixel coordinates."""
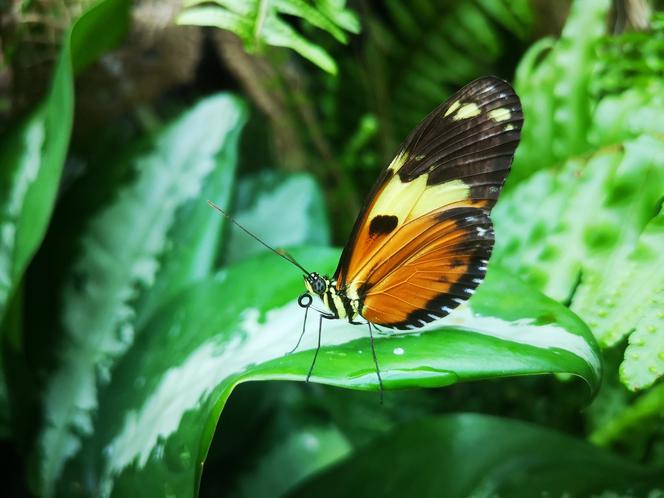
[
  {"left": 359, "top": 208, "right": 492, "bottom": 329},
  {"left": 334, "top": 77, "right": 522, "bottom": 329}
]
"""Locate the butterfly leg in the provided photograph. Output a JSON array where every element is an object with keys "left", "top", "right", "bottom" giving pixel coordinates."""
[
  {"left": 367, "top": 322, "right": 384, "bottom": 404},
  {"left": 306, "top": 312, "right": 334, "bottom": 382},
  {"left": 289, "top": 294, "right": 312, "bottom": 354}
]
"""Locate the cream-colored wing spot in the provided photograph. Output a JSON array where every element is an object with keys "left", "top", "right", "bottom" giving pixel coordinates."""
[
  {"left": 489, "top": 108, "right": 511, "bottom": 122},
  {"left": 368, "top": 172, "right": 472, "bottom": 224},
  {"left": 444, "top": 100, "right": 461, "bottom": 117},
  {"left": 504, "top": 123, "right": 515, "bottom": 131},
  {"left": 367, "top": 173, "right": 427, "bottom": 224},
  {"left": 407, "top": 179, "right": 469, "bottom": 220},
  {"left": 453, "top": 103, "right": 481, "bottom": 121},
  {"left": 387, "top": 151, "right": 409, "bottom": 172}
]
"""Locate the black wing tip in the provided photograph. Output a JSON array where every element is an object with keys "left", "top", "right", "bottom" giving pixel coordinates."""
[
  {"left": 466, "top": 75, "right": 517, "bottom": 91},
  {"left": 460, "top": 76, "right": 522, "bottom": 110}
]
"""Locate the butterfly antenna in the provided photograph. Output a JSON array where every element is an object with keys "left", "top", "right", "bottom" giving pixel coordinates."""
[{"left": 207, "top": 200, "right": 311, "bottom": 276}]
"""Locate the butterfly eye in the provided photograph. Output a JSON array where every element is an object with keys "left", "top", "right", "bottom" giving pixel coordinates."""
[{"left": 307, "top": 273, "right": 326, "bottom": 294}]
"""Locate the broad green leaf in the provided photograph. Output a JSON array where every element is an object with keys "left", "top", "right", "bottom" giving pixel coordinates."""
[
  {"left": 287, "top": 414, "right": 664, "bottom": 498},
  {"left": 225, "top": 171, "right": 330, "bottom": 264},
  {"left": 233, "top": 424, "right": 351, "bottom": 498},
  {"left": 0, "top": 0, "right": 130, "bottom": 325},
  {"left": 135, "top": 97, "right": 248, "bottom": 328},
  {"left": 178, "top": 0, "right": 360, "bottom": 74},
  {"left": 34, "top": 94, "right": 247, "bottom": 497},
  {"left": 53, "top": 247, "right": 600, "bottom": 497}
]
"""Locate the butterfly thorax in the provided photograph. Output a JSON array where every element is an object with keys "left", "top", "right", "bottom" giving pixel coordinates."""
[{"left": 304, "top": 273, "right": 360, "bottom": 322}]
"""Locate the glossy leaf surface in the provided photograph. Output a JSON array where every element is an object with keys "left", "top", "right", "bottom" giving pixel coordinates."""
[
  {"left": 53, "top": 247, "right": 600, "bottom": 497},
  {"left": 288, "top": 414, "right": 664, "bottom": 498},
  {"left": 35, "top": 94, "right": 247, "bottom": 497}
]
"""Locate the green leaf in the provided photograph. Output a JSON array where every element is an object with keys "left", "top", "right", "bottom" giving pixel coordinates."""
[
  {"left": 233, "top": 424, "right": 351, "bottom": 498},
  {"left": 615, "top": 212, "right": 664, "bottom": 390},
  {"left": 589, "top": 82, "right": 664, "bottom": 147},
  {"left": 177, "top": 0, "right": 360, "bottom": 74},
  {"left": 53, "top": 247, "right": 600, "bottom": 497},
  {"left": 357, "top": 0, "right": 533, "bottom": 149},
  {"left": 495, "top": 135, "right": 664, "bottom": 301},
  {"left": 0, "top": 0, "right": 130, "bottom": 325},
  {"left": 512, "top": 0, "right": 610, "bottom": 182},
  {"left": 135, "top": 97, "right": 248, "bottom": 328},
  {"left": 287, "top": 414, "right": 664, "bottom": 498},
  {"left": 34, "top": 94, "right": 247, "bottom": 497},
  {"left": 494, "top": 134, "right": 664, "bottom": 391},
  {"left": 225, "top": 171, "right": 330, "bottom": 264}
]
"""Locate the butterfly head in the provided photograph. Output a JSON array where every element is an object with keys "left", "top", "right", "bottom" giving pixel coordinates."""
[{"left": 304, "top": 272, "right": 328, "bottom": 296}]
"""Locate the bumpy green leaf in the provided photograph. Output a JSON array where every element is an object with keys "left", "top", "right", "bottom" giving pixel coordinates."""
[
  {"left": 616, "top": 212, "right": 664, "bottom": 390},
  {"left": 35, "top": 94, "right": 247, "bottom": 497},
  {"left": 512, "top": 0, "right": 610, "bottom": 183},
  {"left": 177, "top": 0, "right": 359, "bottom": 74},
  {"left": 589, "top": 80, "right": 664, "bottom": 147},
  {"left": 288, "top": 414, "right": 664, "bottom": 498},
  {"left": 0, "top": 0, "right": 130, "bottom": 325},
  {"left": 52, "top": 247, "right": 600, "bottom": 497},
  {"left": 225, "top": 171, "right": 330, "bottom": 264},
  {"left": 496, "top": 136, "right": 664, "bottom": 299},
  {"left": 494, "top": 134, "right": 664, "bottom": 390}
]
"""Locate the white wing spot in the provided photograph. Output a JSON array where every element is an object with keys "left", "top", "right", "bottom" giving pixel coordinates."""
[{"left": 476, "top": 227, "right": 488, "bottom": 237}]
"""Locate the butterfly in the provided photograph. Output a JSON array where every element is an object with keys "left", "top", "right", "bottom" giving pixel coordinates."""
[{"left": 210, "top": 76, "right": 522, "bottom": 398}]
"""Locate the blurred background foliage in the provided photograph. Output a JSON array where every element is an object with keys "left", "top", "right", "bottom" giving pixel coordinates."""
[{"left": 2, "top": 0, "right": 664, "bottom": 497}]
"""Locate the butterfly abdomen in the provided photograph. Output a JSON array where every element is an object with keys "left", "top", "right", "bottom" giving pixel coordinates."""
[{"left": 322, "top": 283, "right": 360, "bottom": 322}]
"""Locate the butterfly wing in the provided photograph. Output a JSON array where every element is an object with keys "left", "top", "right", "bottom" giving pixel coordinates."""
[{"left": 334, "top": 77, "right": 522, "bottom": 329}]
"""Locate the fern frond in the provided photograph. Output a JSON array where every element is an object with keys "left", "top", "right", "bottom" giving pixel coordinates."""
[
  {"left": 177, "top": 0, "right": 359, "bottom": 74},
  {"left": 494, "top": 134, "right": 664, "bottom": 390}
]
